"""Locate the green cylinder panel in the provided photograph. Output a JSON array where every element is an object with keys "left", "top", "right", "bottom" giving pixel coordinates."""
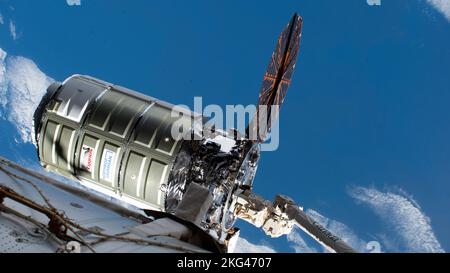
[{"left": 35, "top": 75, "right": 195, "bottom": 211}]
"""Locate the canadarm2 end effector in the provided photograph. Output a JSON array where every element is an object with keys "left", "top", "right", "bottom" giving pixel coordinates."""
[{"left": 233, "top": 192, "right": 357, "bottom": 253}]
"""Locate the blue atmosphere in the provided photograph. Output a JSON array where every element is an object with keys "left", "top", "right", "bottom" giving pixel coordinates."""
[{"left": 0, "top": 0, "right": 449, "bottom": 252}]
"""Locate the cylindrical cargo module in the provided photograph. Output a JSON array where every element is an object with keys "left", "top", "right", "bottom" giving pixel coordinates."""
[
  {"left": 33, "top": 75, "right": 198, "bottom": 211},
  {"left": 34, "top": 74, "right": 261, "bottom": 235}
]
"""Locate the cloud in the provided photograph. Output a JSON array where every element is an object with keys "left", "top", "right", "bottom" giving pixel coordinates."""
[
  {"left": 287, "top": 226, "right": 318, "bottom": 253},
  {"left": 305, "top": 209, "right": 369, "bottom": 252},
  {"left": 0, "top": 48, "right": 54, "bottom": 144},
  {"left": 427, "top": 0, "right": 450, "bottom": 21},
  {"left": 234, "top": 209, "right": 367, "bottom": 253},
  {"left": 233, "top": 237, "right": 277, "bottom": 253},
  {"left": 66, "top": 0, "right": 82, "bottom": 6},
  {"left": 0, "top": 13, "right": 4, "bottom": 25},
  {"left": 9, "top": 20, "right": 17, "bottom": 40},
  {"left": 0, "top": 49, "right": 8, "bottom": 112},
  {"left": 349, "top": 186, "right": 444, "bottom": 253},
  {"left": 233, "top": 209, "right": 366, "bottom": 253},
  {"left": 284, "top": 207, "right": 371, "bottom": 253}
]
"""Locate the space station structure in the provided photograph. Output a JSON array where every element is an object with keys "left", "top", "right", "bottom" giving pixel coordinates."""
[
  {"left": 33, "top": 73, "right": 261, "bottom": 243},
  {"left": 0, "top": 156, "right": 227, "bottom": 253},
  {"left": 27, "top": 13, "right": 357, "bottom": 253}
]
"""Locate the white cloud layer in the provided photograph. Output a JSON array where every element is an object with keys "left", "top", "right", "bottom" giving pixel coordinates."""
[
  {"left": 0, "top": 13, "right": 4, "bottom": 25},
  {"left": 349, "top": 186, "right": 444, "bottom": 253},
  {"left": 0, "top": 48, "right": 53, "bottom": 144},
  {"left": 66, "top": 0, "right": 82, "bottom": 6},
  {"left": 0, "top": 49, "right": 9, "bottom": 117},
  {"left": 305, "top": 209, "right": 369, "bottom": 252},
  {"left": 233, "top": 237, "right": 276, "bottom": 253},
  {"left": 427, "top": 0, "right": 450, "bottom": 21},
  {"left": 287, "top": 226, "right": 318, "bottom": 253},
  {"left": 231, "top": 210, "right": 366, "bottom": 253},
  {"left": 9, "top": 20, "right": 17, "bottom": 40}
]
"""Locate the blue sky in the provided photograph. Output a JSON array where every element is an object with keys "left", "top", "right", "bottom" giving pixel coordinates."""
[{"left": 0, "top": 0, "right": 449, "bottom": 252}]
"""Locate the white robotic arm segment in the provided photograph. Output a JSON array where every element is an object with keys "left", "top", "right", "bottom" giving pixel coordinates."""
[
  {"left": 233, "top": 191, "right": 294, "bottom": 238},
  {"left": 232, "top": 192, "right": 357, "bottom": 253}
]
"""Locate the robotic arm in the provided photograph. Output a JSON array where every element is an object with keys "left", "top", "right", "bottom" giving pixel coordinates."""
[{"left": 233, "top": 191, "right": 357, "bottom": 253}]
